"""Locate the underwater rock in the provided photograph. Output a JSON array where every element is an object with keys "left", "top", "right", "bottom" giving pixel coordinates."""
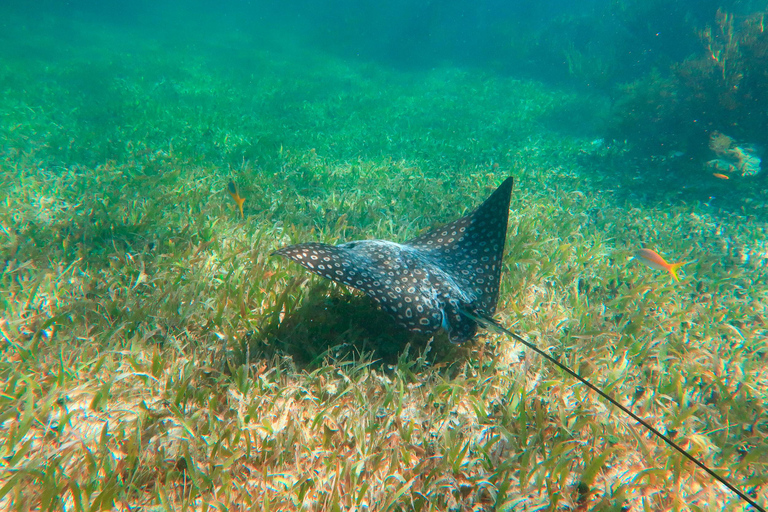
[{"left": 705, "top": 131, "right": 761, "bottom": 177}]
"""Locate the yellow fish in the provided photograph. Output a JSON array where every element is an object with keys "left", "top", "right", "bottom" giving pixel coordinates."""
[
  {"left": 228, "top": 180, "right": 245, "bottom": 218},
  {"left": 634, "top": 248, "right": 689, "bottom": 282}
]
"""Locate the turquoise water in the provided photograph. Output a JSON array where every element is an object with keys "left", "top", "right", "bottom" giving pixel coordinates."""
[{"left": 1, "top": 1, "right": 767, "bottom": 511}]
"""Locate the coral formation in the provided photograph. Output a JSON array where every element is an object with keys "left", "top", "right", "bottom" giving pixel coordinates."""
[
  {"left": 611, "top": 8, "right": 768, "bottom": 159},
  {"left": 709, "top": 131, "right": 734, "bottom": 154},
  {"left": 705, "top": 130, "right": 762, "bottom": 176}
]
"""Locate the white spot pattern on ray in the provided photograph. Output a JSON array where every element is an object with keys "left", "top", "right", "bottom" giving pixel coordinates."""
[{"left": 273, "top": 177, "right": 514, "bottom": 343}]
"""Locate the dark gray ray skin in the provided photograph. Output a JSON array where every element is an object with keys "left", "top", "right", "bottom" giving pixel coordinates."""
[{"left": 273, "top": 177, "right": 514, "bottom": 343}]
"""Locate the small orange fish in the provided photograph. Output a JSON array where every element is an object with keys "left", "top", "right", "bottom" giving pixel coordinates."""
[
  {"left": 712, "top": 173, "right": 730, "bottom": 180},
  {"left": 634, "top": 248, "right": 689, "bottom": 282},
  {"left": 228, "top": 180, "right": 245, "bottom": 218}
]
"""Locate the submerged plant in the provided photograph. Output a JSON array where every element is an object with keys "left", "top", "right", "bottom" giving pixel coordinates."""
[
  {"left": 0, "top": 7, "right": 766, "bottom": 511},
  {"left": 611, "top": 8, "right": 768, "bottom": 157}
]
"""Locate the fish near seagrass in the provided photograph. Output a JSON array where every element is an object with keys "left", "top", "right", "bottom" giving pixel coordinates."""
[
  {"left": 273, "top": 177, "right": 764, "bottom": 511},
  {"left": 274, "top": 177, "right": 514, "bottom": 343},
  {"left": 228, "top": 180, "right": 246, "bottom": 218},
  {"left": 634, "top": 248, "right": 689, "bottom": 282}
]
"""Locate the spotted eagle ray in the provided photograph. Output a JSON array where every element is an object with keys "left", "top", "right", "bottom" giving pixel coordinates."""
[
  {"left": 272, "top": 176, "right": 762, "bottom": 511},
  {"left": 274, "top": 177, "right": 514, "bottom": 343}
]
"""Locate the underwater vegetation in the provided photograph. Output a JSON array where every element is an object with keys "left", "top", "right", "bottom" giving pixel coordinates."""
[
  {"left": 0, "top": 4, "right": 767, "bottom": 512},
  {"left": 611, "top": 8, "right": 768, "bottom": 159}
]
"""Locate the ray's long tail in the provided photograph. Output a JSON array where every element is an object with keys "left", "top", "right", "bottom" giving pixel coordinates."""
[{"left": 459, "top": 309, "right": 764, "bottom": 512}]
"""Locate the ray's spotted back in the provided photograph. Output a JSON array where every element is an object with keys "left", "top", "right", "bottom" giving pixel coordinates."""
[{"left": 273, "top": 177, "right": 514, "bottom": 343}]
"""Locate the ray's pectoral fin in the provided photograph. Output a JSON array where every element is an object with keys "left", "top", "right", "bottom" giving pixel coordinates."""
[{"left": 272, "top": 177, "right": 515, "bottom": 344}]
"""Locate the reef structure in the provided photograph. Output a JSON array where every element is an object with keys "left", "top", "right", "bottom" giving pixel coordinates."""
[{"left": 705, "top": 131, "right": 762, "bottom": 177}]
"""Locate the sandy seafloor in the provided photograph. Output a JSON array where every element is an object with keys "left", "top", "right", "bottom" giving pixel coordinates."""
[{"left": 1, "top": 6, "right": 767, "bottom": 512}]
